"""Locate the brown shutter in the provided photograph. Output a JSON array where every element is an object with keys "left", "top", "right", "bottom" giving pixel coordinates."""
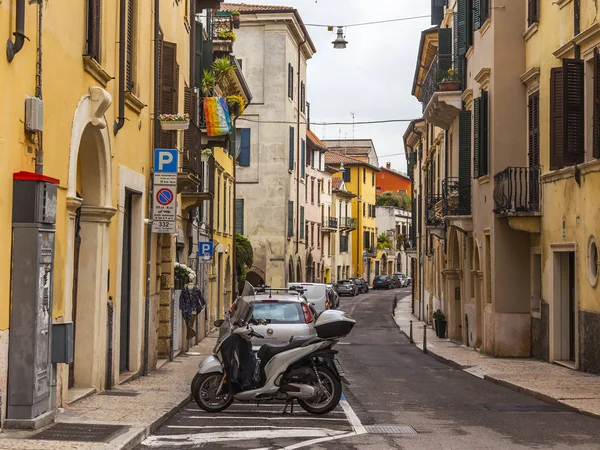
[
  {"left": 594, "top": 49, "right": 600, "bottom": 159},
  {"left": 527, "top": 0, "right": 538, "bottom": 26},
  {"left": 160, "top": 41, "right": 178, "bottom": 149},
  {"left": 126, "top": 0, "right": 134, "bottom": 91},
  {"left": 473, "top": 96, "right": 480, "bottom": 178},
  {"left": 87, "top": 0, "right": 101, "bottom": 62},
  {"left": 528, "top": 91, "right": 540, "bottom": 168},
  {"left": 183, "top": 87, "right": 192, "bottom": 152},
  {"left": 550, "top": 67, "right": 564, "bottom": 170},
  {"left": 563, "top": 58, "right": 584, "bottom": 166}
]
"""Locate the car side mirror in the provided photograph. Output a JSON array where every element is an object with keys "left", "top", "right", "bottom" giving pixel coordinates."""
[{"left": 214, "top": 319, "right": 224, "bottom": 327}]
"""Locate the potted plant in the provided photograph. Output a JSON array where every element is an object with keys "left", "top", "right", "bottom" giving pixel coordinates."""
[
  {"left": 201, "top": 148, "right": 213, "bottom": 162},
  {"left": 231, "top": 10, "right": 241, "bottom": 29},
  {"left": 226, "top": 95, "right": 245, "bottom": 117},
  {"left": 217, "top": 29, "right": 236, "bottom": 41},
  {"left": 201, "top": 69, "right": 216, "bottom": 97},
  {"left": 437, "top": 68, "right": 460, "bottom": 91},
  {"left": 174, "top": 262, "right": 196, "bottom": 290},
  {"left": 159, "top": 113, "right": 190, "bottom": 131},
  {"left": 432, "top": 309, "right": 447, "bottom": 338}
]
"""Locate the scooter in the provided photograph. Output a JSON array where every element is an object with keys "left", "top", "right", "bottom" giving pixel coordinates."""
[{"left": 191, "top": 297, "right": 355, "bottom": 415}]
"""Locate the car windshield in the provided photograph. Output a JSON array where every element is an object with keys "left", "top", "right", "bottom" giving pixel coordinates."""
[
  {"left": 338, "top": 281, "right": 351, "bottom": 285},
  {"left": 376, "top": 276, "right": 387, "bottom": 280},
  {"left": 252, "top": 302, "right": 304, "bottom": 324}
]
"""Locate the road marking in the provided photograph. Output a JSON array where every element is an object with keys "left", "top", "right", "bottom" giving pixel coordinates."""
[
  {"left": 185, "top": 415, "right": 349, "bottom": 421},
  {"left": 339, "top": 397, "right": 367, "bottom": 435},
  {"left": 282, "top": 431, "right": 357, "bottom": 450},
  {"left": 167, "top": 425, "right": 339, "bottom": 430}
]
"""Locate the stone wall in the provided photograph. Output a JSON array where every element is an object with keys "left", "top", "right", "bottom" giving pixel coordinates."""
[
  {"left": 579, "top": 310, "right": 600, "bottom": 375},
  {"left": 531, "top": 301, "right": 549, "bottom": 361}
]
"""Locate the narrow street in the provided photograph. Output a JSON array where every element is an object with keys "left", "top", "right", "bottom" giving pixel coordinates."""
[{"left": 140, "top": 288, "right": 600, "bottom": 449}]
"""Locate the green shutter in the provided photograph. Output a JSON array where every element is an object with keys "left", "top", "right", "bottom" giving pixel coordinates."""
[
  {"left": 550, "top": 67, "right": 564, "bottom": 170},
  {"left": 301, "top": 139, "right": 306, "bottom": 178},
  {"left": 289, "top": 127, "right": 295, "bottom": 171},
  {"left": 300, "top": 206, "right": 305, "bottom": 239},
  {"left": 431, "top": 0, "right": 445, "bottom": 25},
  {"left": 458, "top": 110, "right": 472, "bottom": 214},
  {"left": 457, "top": 0, "right": 467, "bottom": 57},
  {"left": 288, "top": 201, "right": 294, "bottom": 237},
  {"left": 235, "top": 199, "right": 244, "bottom": 235},
  {"left": 473, "top": 97, "right": 480, "bottom": 178},
  {"left": 563, "top": 58, "right": 585, "bottom": 166},
  {"left": 481, "top": 0, "right": 489, "bottom": 23},
  {"left": 474, "top": 0, "right": 481, "bottom": 31},
  {"left": 480, "top": 90, "right": 489, "bottom": 176},
  {"left": 239, "top": 128, "right": 251, "bottom": 166},
  {"left": 195, "top": 22, "right": 203, "bottom": 90},
  {"left": 438, "top": 28, "right": 453, "bottom": 71}
]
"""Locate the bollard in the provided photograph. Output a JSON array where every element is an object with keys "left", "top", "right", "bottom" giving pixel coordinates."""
[
  {"left": 423, "top": 324, "right": 428, "bottom": 354},
  {"left": 409, "top": 320, "right": 414, "bottom": 343},
  {"left": 392, "top": 294, "right": 398, "bottom": 316}
]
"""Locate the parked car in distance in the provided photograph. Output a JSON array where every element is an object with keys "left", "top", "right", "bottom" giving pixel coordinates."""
[
  {"left": 405, "top": 275, "right": 412, "bottom": 286},
  {"left": 287, "top": 283, "right": 330, "bottom": 312},
  {"left": 394, "top": 273, "right": 408, "bottom": 287},
  {"left": 336, "top": 279, "right": 359, "bottom": 296},
  {"left": 351, "top": 278, "right": 369, "bottom": 293},
  {"left": 326, "top": 285, "right": 340, "bottom": 309},
  {"left": 232, "top": 290, "right": 317, "bottom": 352},
  {"left": 388, "top": 274, "right": 402, "bottom": 288},
  {"left": 373, "top": 275, "right": 393, "bottom": 290}
]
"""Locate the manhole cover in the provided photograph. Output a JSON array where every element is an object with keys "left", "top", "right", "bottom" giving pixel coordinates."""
[
  {"left": 365, "top": 425, "right": 417, "bottom": 434},
  {"left": 29, "top": 423, "right": 127, "bottom": 442},
  {"left": 483, "top": 404, "right": 566, "bottom": 413},
  {"left": 99, "top": 390, "right": 139, "bottom": 397}
]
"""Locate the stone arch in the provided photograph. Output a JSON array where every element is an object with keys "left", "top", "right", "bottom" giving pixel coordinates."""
[
  {"left": 445, "top": 227, "right": 463, "bottom": 342},
  {"left": 247, "top": 266, "right": 266, "bottom": 288},
  {"left": 63, "top": 87, "right": 116, "bottom": 394}
]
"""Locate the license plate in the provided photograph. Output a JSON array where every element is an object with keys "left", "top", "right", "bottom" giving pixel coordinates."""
[{"left": 334, "top": 358, "right": 345, "bottom": 376}]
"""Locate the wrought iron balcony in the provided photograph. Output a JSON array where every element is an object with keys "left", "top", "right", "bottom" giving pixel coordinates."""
[
  {"left": 212, "top": 13, "right": 234, "bottom": 55},
  {"left": 339, "top": 217, "right": 357, "bottom": 230},
  {"left": 322, "top": 217, "right": 338, "bottom": 231},
  {"left": 178, "top": 120, "right": 203, "bottom": 190},
  {"left": 442, "top": 178, "right": 471, "bottom": 216},
  {"left": 421, "top": 55, "right": 463, "bottom": 129},
  {"left": 493, "top": 167, "right": 541, "bottom": 217},
  {"left": 181, "top": 156, "right": 215, "bottom": 210},
  {"left": 426, "top": 193, "right": 445, "bottom": 228}
]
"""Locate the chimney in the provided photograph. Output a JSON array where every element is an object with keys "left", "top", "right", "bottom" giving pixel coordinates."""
[{"left": 386, "top": 162, "right": 391, "bottom": 170}]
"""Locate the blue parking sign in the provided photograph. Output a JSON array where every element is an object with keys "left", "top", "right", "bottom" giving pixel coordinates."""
[
  {"left": 199, "top": 242, "right": 214, "bottom": 258},
  {"left": 154, "top": 149, "right": 179, "bottom": 173}
]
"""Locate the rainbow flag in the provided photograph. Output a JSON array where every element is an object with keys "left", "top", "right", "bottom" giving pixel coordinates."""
[{"left": 204, "top": 97, "right": 232, "bottom": 137}]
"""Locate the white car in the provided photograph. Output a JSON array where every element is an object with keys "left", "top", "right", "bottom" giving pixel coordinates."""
[{"left": 287, "top": 283, "right": 331, "bottom": 312}]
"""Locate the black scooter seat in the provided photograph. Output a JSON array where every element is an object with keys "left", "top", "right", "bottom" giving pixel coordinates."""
[{"left": 257, "top": 336, "right": 317, "bottom": 365}]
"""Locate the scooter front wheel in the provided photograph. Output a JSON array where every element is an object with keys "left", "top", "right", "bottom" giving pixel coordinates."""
[
  {"left": 193, "top": 373, "right": 234, "bottom": 413},
  {"left": 298, "top": 366, "right": 342, "bottom": 415}
]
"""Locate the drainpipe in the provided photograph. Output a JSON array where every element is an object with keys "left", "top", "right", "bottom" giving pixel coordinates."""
[
  {"left": 143, "top": 0, "right": 160, "bottom": 377},
  {"left": 35, "top": 1, "right": 44, "bottom": 174},
  {"left": 6, "top": 0, "right": 27, "bottom": 62},
  {"left": 574, "top": 0, "right": 581, "bottom": 59},
  {"left": 114, "top": 0, "right": 127, "bottom": 135},
  {"left": 295, "top": 38, "right": 307, "bottom": 261}
]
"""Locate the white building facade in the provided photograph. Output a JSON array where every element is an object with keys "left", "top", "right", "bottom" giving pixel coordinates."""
[{"left": 376, "top": 206, "right": 412, "bottom": 276}]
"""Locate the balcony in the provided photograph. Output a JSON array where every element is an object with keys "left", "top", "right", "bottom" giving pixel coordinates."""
[
  {"left": 212, "top": 13, "right": 234, "bottom": 55},
  {"left": 425, "top": 193, "right": 445, "bottom": 238},
  {"left": 442, "top": 177, "right": 472, "bottom": 232},
  {"left": 322, "top": 217, "right": 338, "bottom": 231},
  {"left": 197, "top": 97, "right": 232, "bottom": 146},
  {"left": 178, "top": 120, "right": 203, "bottom": 193},
  {"left": 422, "top": 56, "right": 463, "bottom": 130},
  {"left": 493, "top": 166, "right": 542, "bottom": 233},
  {"left": 365, "top": 247, "right": 378, "bottom": 258},
  {"left": 339, "top": 217, "right": 357, "bottom": 230},
  {"left": 180, "top": 156, "right": 215, "bottom": 211}
]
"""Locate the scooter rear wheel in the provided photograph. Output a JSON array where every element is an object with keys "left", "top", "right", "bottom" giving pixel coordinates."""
[
  {"left": 298, "top": 366, "right": 342, "bottom": 415},
  {"left": 193, "top": 373, "right": 234, "bottom": 413}
]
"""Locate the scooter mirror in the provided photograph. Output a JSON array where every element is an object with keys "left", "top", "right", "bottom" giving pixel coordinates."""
[{"left": 214, "top": 319, "right": 224, "bottom": 327}]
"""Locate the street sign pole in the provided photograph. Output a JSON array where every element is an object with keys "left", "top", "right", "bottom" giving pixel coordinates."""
[{"left": 152, "top": 149, "right": 179, "bottom": 234}]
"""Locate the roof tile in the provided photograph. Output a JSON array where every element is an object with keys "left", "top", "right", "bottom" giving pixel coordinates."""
[{"left": 221, "top": 3, "right": 295, "bottom": 13}]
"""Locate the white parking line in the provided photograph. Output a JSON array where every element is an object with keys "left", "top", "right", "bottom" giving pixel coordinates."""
[
  {"left": 167, "top": 425, "right": 340, "bottom": 430},
  {"left": 185, "top": 415, "right": 349, "bottom": 421},
  {"left": 185, "top": 408, "right": 346, "bottom": 415}
]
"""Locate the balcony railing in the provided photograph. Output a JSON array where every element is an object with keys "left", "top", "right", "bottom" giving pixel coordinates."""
[
  {"left": 212, "top": 14, "right": 234, "bottom": 54},
  {"left": 493, "top": 167, "right": 541, "bottom": 216},
  {"left": 442, "top": 178, "right": 471, "bottom": 216},
  {"left": 181, "top": 120, "right": 203, "bottom": 181},
  {"left": 340, "top": 217, "right": 357, "bottom": 230},
  {"left": 422, "top": 56, "right": 461, "bottom": 112},
  {"left": 181, "top": 156, "right": 215, "bottom": 199},
  {"left": 322, "top": 217, "right": 338, "bottom": 230},
  {"left": 426, "top": 193, "right": 445, "bottom": 228}
]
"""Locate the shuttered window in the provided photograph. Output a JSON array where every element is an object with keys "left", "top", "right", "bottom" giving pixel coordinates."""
[
  {"left": 86, "top": 0, "right": 101, "bottom": 62},
  {"left": 474, "top": 91, "right": 489, "bottom": 178},
  {"left": 458, "top": 110, "right": 472, "bottom": 214},
  {"left": 160, "top": 41, "right": 179, "bottom": 149},
  {"left": 527, "top": 0, "right": 538, "bottom": 26},
  {"left": 289, "top": 127, "right": 295, "bottom": 171},
  {"left": 363, "top": 231, "right": 369, "bottom": 249},
  {"left": 528, "top": 92, "right": 540, "bottom": 168},
  {"left": 183, "top": 87, "right": 197, "bottom": 153},
  {"left": 456, "top": 0, "right": 472, "bottom": 57},
  {"left": 340, "top": 235, "right": 349, "bottom": 253},
  {"left": 431, "top": 0, "right": 445, "bottom": 26},
  {"left": 343, "top": 168, "right": 351, "bottom": 182},
  {"left": 300, "top": 207, "right": 305, "bottom": 239},
  {"left": 238, "top": 128, "right": 251, "bottom": 166},
  {"left": 235, "top": 199, "right": 244, "bottom": 235},
  {"left": 194, "top": 22, "right": 204, "bottom": 90},
  {"left": 288, "top": 201, "right": 294, "bottom": 237},
  {"left": 550, "top": 59, "right": 584, "bottom": 169},
  {"left": 594, "top": 49, "right": 600, "bottom": 159},
  {"left": 474, "top": 0, "right": 489, "bottom": 31},
  {"left": 300, "top": 81, "right": 306, "bottom": 113},
  {"left": 126, "top": 0, "right": 135, "bottom": 92},
  {"left": 301, "top": 139, "right": 306, "bottom": 178},
  {"left": 288, "top": 63, "right": 294, "bottom": 99},
  {"left": 438, "top": 28, "right": 453, "bottom": 72}
]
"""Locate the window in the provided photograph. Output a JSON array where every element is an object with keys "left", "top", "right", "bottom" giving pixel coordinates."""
[
  {"left": 431, "top": 0, "right": 445, "bottom": 25},
  {"left": 342, "top": 168, "right": 351, "bottom": 182},
  {"left": 474, "top": 90, "right": 489, "bottom": 178},
  {"left": 363, "top": 203, "right": 366, "bottom": 217},
  {"left": 287, "top": 201, "right": 294, "bottom": 237},
  {"left": 289, "top": 127, "right": 295, "bottom": 171},
  {"left": 238, "top": 128, "right": 251, "bottom": 167},
  {"left": 300, "top": 206, "right": 305, "bottom": 239},
  {"left": 594, "top": 49, "right": 600, "bottom": 159},
  {"left": 589, "top": 237, "right": 599, "bottom": 287},
  {"left": 159, "top": 41, "right": 179, "bottom": 149},
  {"left": 301, "top": 139, "right": 306, "bottom": 178},
  {"left": 217, "top": 173, "right": 221, "bottom": 231},
  {"left": 363, "top": 231, "right": 369, "bottom": 249},
  {"left": 310, "top": 223, "right": 314, "bottom": 247},
  {"left": 235, "top": 199, "right": 244, "bottom": 235},
  {"left": 86, "top": 0, "right": 101, "bottom": 62},
  {"left": 311, "top": 179, "right": 315, "bottom": 204},
  {"left": 126, "top": 0, "right": 136, "bottom": 92},
  {"left": 328, "top": 181, "right": 331, "bottom": 194},
  {"left": 317, "top": 182, "right": 321, "bottom": 205},
  {"left": 363, "top": 168, "right": 366, "bottom": 183},
  {"left": 288, "top": 63, "right": 294, "bottom": 99},
  {"left": 372, "top": 171, "right": 375, "bottom": 186},
  {"left": 550, "top": 59, "right": 584, "bottom": 170},
  {"left": 223, "top": 183, "right": 227, "bottom": 231},
  {"left": 527, "top": 0, "right": 538, "bottom": 27},
  {"left": 340, "top": 235, "right": 349, "bottom": 253},
  {"left": 528, "top": 91, "right": 541, "bottom": 207},
  {"left": 300, "top": 81, "right": 305, "bottom": 112},
  {"left": 473, "top": 0, "right": 490, "bottom": 31},
  {"left": 458, "top": 110, "right": 472, "bottom": 210}
]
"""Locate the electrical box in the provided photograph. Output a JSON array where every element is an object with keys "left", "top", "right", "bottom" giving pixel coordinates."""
[
  {"left": 6, "top": 172, "right": 58, "bottom": 424},
  {"left": 51, "top": 323, "right": 74, "bottom": 364},
  {"left": 25, "top": 96, "right": 44, "bottom": 132}
]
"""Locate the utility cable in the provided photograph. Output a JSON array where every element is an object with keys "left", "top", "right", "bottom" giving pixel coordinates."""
[
  {"left": 236, "top": 117, "right": 418, "bottom": 126},
  {"left": 305, "top": 14, "right": 431, "bottom": 28}
]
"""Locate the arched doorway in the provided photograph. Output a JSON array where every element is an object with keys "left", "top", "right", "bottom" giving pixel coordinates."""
[
  {"left": 65, "top": 87, "right": 115, "bottom": 392},
  {"left": 472, "top": 242, "right": 483, "bottom": 349},
  {"left": 381, "top": 253, "right": 388, "bottom": 275},
  {"left": 288, "top": 257, "right": 294, "bottom": 283},
  {"left": 296, "top": 257, "right": 302, "bottom": 283},
  {"left": 306, "top": 254, "right": 314, "bottom": 282},
  {"left": 445, "top": 228, "right": 463, "bottom": 342}
]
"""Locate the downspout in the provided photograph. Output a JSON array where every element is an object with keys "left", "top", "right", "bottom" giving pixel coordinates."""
[
  {"left": 143, "top": 0, "right": 160, "bottom": 377},
  {"left": 415, "top": 133, "right": 423, "bottom": 321},
  {"left": 35, "top": 1, "right": 43, "bottom": 174},
  {"left": 114, "top": 0, "right": 127, "bottom": 135},
  {"left": 574, "top": 0, "right": 581, "bottom": 59},
  {"left": 6, "top": 0, "right": 27, "bottom": 62},
  {"left": 295, "top": 38, "right": 307, "bottom": 258}
]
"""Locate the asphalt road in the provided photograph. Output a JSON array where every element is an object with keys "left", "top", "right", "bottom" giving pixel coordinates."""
[{"left": 140, "top": 287, "right": 600, "bottom": 449}]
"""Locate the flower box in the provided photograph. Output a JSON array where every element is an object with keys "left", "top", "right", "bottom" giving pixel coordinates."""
[
  {"left": 160, "top": 120, "right": 190, "bottom": 131},
  {"left": 438, "top": 81, "right": 460, "bottom": 92}
]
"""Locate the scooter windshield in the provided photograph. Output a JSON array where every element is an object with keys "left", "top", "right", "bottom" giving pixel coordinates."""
[{"left": 231, "top": 299, "right": 253, "bottom": 327}]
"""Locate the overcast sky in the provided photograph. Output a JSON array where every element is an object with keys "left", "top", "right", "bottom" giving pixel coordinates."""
[{"left": 236, "top": 0, "right": 430, "bottom": 173}]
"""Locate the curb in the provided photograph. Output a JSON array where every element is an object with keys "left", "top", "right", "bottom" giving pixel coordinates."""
[{"left": 397, "top": 325, "right": 467, "bottom": 371}]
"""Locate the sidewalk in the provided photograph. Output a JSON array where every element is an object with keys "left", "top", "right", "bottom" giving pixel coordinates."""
[
  {"left": 0, "top": 335, "right": 216, "bottom": 450},
  {"left": 393, "top": 294, "right": 600, "bottom": 420}
]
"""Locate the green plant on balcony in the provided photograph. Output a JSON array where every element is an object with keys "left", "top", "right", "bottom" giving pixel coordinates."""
[
  {"left": 377, "top": 233, "right": 392, "bottom": 250},
  {"left": 201, "top": 69, "right": 216, "bottom": 97},
  {"left": 217, "top": 29, "right": 236, "bottom": 41},
  {"left": 435, "top": 68, "right": 460, "bottom": 91},
  {"left": 212, "top": 57, "right": 236, "bottom": 86},
  {"left": 227, "top": 95, "right": 245, "bottom": 117}
]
